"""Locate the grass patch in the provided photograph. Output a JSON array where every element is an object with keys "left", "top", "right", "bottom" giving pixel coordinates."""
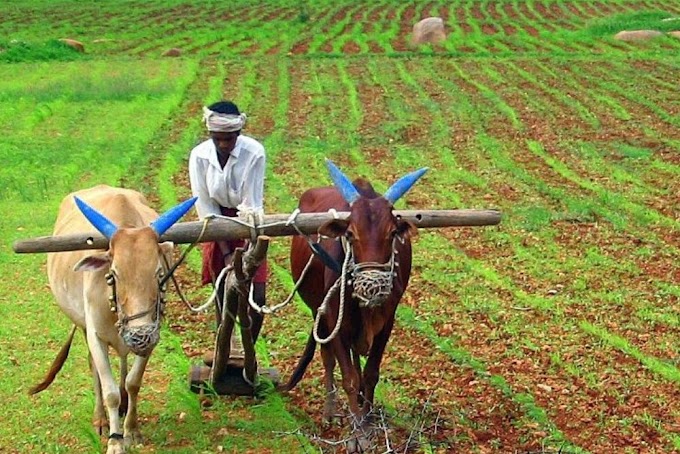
[
  {"left": 0, "top": 39, "right": 85, "bottom": 63},
  {"left": 584, "top": 11, "right": 680, "bottom": 36}
]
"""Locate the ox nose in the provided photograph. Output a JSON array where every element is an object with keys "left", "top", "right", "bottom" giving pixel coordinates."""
[{"left": 120, "top": 323, "right": 160, "bottom": 357}]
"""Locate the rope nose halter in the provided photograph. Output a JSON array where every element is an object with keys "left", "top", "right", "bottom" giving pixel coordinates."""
[
  {"left": 105, "top": 267, "right": 167, "bottom": 356},
  {"left": 349, "top": 235, "right": 402, "bottom": 308}
]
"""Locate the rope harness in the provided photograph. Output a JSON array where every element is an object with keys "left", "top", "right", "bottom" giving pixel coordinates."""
[
  {"left": 105, "top": 256, "right": 168, "bottom": 357},
  {"left": 172, "top": 210, "right": 403, "bottom": 346},
  {"left": 312, "top": 235, "right": 401, "bottom": 344}
]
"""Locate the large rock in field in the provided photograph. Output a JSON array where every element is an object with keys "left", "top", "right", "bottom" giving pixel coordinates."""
[
  {"left": 59, "top": 38, "right": 84, "bottom": 52},
  {"left": 613, "top": 30, "right": 663, "bottom": 41},
  {"left": 412, "top": 17, "right": 447, "bottom": 45}
]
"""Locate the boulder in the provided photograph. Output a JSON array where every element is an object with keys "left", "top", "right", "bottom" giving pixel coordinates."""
[
  {"left": 162, "top": 48, "right": 182, "bottom": 57},
  {"left": 614, "top": 30, "right": 663, "bottom": 41},
  {"left": 412, "top": 17, "right": 447, "bottom": 45},
  {"left": 59, "top": 38, "right": 84, "bottom": 52}
]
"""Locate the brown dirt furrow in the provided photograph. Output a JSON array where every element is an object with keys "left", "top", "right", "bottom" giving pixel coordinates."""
[
  {"left": 282, "top": 62, "right": 314, "bottom": 134},
  {"left": 590, "top": 0, "right": 629, "bottom": 16},
  {"left": 239, "top": 3, "right": 271, "bottom": 22},
  {"left": 290, "top": 39, "right": 311, "bottom": 55},
  {"left": 449, "top": 62, "right": 589, "bottom": 198},
  {"left": 389, "top": 3, "right": 416, "bottom": 52},
  {"left": 521, "top": 2, "right": 558, "bottom": 32},
  {"left": 567, "top": 63, "right": 680, "bottom": 166},
  {"left": 547, "top": 1, "right": 578, "bottom": 30},
  {"left": 454, "top": 5, "right": 473, "bottom": 35},
  {"left": 269, "top": 306, "right": 547, "bottom": 452},
  {"left": 400, "top": 60, "right": 484, "bottom": 177},
  {"left": 288, "top": 5, "right": 342, "bottom": 55},
  {"left": 242, "top": 42, "right": 261, "bottom": 56},
  {"left": 356, "top": 3, "right": 384, "bottom": 36},
  {"left": 508, "top": 60, "right": 678, "bottom": 202},
  {"left": 320, "top": 8, "right": 357, "bottom": 53},
  {"left": 363, "top": 4, "right": 384, "bottom": 34},
  {"left": 562, "top": 2, "right": 594, "bottom": 22},
  {"left": 246, "top": 63, "right": 279, "bottom": 138},
  {"left": 322, "top": 5, "right": 354, "bottom": 34},
  {"left": 437, "top": 210, "right": 680, "bottom": 361},
  {"left": 346, "top": 63, "right": 391, "bottom": 147},
  {"left": 270, "top": 61, "right": 316, "bottom": 197},
  {"left": 406, "top": 266, "right": 680, "bottom": 453},
  {"left": 435, "top": 3, "right": 450, "bottom": 23},
  {"left": 505, "top": 2, "right": 540, "bottom": 37},
  {"left": 259, "top": 5, "right": 296, "bottom": 22},
  {"left": 575, "top": 1, "right": 604, "bottom": 19},
  {"left": 342, "top": 40, "right": 361, "bottom": 54}
]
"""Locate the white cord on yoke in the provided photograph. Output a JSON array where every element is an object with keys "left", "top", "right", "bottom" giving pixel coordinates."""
[{"left": 187, "top": 266, "right": 229, "bottom": 313}]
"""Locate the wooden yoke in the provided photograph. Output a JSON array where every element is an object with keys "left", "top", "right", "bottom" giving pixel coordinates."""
[
  {"left": 210, "top": 236, "right": 270, "bottom": 394},
  {"left": 13, "top": 209, "right": 502, "bottom": 254}
]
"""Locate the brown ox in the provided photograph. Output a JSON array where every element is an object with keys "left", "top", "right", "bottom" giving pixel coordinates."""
[
  {"left": 281, "top": 161, "right": 427, "bottom": 448},
  {"left": 30, "top": 185, "right": 195, "bottom": 454}
]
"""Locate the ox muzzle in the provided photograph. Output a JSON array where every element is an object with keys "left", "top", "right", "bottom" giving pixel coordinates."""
[
  {"left": 347, "top": 237, "right": 400, "bottom": 308},
  {"left": 106, "top": 272, "right": 166, "bottom": 357}
]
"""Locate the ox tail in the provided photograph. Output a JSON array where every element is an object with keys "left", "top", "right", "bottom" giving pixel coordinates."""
[
  {"left": 277, "top": 330, "right": 316, "bottom": 392},
  {"left": 28, "top": 324, "right": 78, "bottom": 395}
]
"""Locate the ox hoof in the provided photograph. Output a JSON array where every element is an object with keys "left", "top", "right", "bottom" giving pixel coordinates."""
[
  {"left": 346, "top": 430, "right": 374, "bottom": 453},
  {"left": 106, "top": 439, "right": 125, "bottom": 454},
  {"left": 124, "top": 430, "right": 144, "bottom": 447},
  {"left": 322, "top": 394, "right": 339, "bottom": 424},
  {"left": 93, "top": 418, "right": 109, "bottom": 436}
]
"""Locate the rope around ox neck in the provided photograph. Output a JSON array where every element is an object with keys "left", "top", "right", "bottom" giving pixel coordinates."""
[{"left": 312, "top": 238, "right": 353, "bottom": 344}]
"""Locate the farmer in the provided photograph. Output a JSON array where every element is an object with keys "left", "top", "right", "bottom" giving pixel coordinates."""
[{"left": 188, "top": 100, "right": 268, "bottom": 356}]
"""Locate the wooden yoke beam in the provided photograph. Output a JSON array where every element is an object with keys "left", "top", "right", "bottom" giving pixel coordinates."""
[{"left": 13, "top": 209, "right": 501, "bottom": 254}]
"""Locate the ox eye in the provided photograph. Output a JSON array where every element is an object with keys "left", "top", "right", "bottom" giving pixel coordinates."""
[{"left": 344, "top": 231, "right": 355, "bottom": 241}]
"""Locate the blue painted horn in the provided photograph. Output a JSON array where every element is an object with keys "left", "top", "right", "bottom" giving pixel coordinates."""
[
  {"left": 74, "top": 196, "right": 118, "bottom": 239},
  {"left": 150, "top": 196, "right": 197, "bottom": 236},
  {"left": 74, "top": 196, "right": 197, "bottom": 240},
  {"left": 326, "top": 159, "right": 360, "bottom": 204},
  {"left": 383, "top": 167, "right": 429, "bottom": 205}
]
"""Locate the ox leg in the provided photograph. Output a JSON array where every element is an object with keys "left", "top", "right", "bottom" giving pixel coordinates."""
[
  {"left": 352, "top": 349, "right": 364, "bottom": 408},
  {"left": 89, "top": 352, "right": 108, "bottom": 436},
  {"left": 87, "top": 332, "right": 124, "bottom": 454},
  {"left": 361, "top": 315, "right": 395, "bottom": 417},
  {"left": 333, "top": 338, "right": 373, "bottom": 453},
  {"left": 320, "top": 344, "right": 337, "bottom": 423},
  {"left": 332, "top": 338, "right": 361, "bottom": 418},
  {"left": 119, "top": 354, "right": 129, "bottom": 417},
  {"left": 123, "top": 354, "right": 150, "bottom": 447}
]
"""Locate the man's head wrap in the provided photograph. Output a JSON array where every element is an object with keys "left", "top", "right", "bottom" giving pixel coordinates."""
[{"left": 203, "top": 106, "right": 247, "bottom": 132}]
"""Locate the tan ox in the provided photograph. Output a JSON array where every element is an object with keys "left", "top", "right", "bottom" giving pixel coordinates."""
[{"left": 30, "top": 185, "right": 196, "bottom": 454}]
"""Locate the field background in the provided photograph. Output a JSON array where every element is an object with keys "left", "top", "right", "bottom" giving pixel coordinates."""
[{"left": 0, "top": 0, "right": 678, "bottom": 453}]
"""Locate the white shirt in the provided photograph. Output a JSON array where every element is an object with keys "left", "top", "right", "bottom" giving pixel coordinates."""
[{"left": 188, "top": 135, "right": 265, "bottom": 219}]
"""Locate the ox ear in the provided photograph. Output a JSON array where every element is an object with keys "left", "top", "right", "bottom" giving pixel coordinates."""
[
  {"left": 73, "top": 252, "right": 111, "bottom": 272},
  {"left": 318, "top": 219, "right": 349, "bottom": 238},
  {"left": 396, "top": 219, "right": 418, "bottom": 239},
  {"left": 383, "top": 167, "right": 429, "bottom": 205},
  {"left": 159, "top": 241, "right": 174, "bottom": 263},
  {"left": 150, "top": 197, "right": 198, "bottom": 237}
]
